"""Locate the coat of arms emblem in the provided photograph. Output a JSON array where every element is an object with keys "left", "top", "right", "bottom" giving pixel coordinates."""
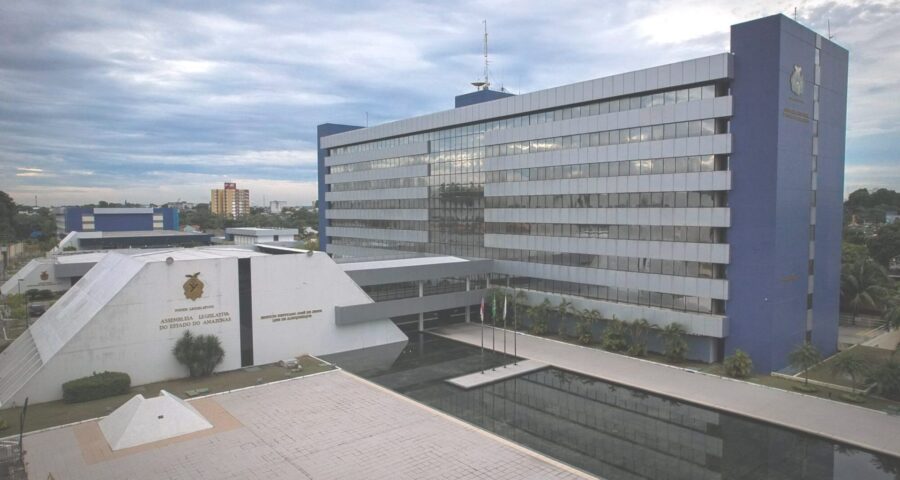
[
  {"left": 790, "top": 65, "right": 804, "bottom": 96},
  {"left": 40, "top": 271, "right": 49, "bottom": 281},
  {"left": 183, "top": 272, "right": 204, "bottom": 301}
]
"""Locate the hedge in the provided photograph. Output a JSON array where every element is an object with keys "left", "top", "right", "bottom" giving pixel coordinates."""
[{"left": 62, "top": 371, "right": 131, "bottom": 403}]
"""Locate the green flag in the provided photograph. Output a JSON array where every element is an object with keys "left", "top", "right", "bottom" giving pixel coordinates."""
[{"left": 492, "top": 294, "right": 497, "bottom": 319}]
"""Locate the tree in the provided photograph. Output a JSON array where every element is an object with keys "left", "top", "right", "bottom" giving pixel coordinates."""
[
  {"left": 830, "top": 351, "right": 868, "bottom": 396},
  {"left": 869, "top": 223, "right": 900, "bottom": 267},
  {"left": 575, "top": 309, "right": 601, "bottom": 345},
  {"left": 841, "top": 259, "right": 890, "bottom": 323},
  {"left": 660, "top": 323, "right": 689, "bottom": 362},
  {"left": 846, "top": 188, "right": 872, "bottom": 208},
  {"left": 724, "top": 350, "right": 753, "bottom": 378},
  {"left": 868, "top": 361, "right": 900, "bottom": 400},
  {"left": 788, "top": 343, "right": 822, "bottom": 388},
  {"left": 627, "top": 318, "right": 653, "bottom": 357},
  {"left": 528, "top": 299, "right": 552, "bottom": 335},
  {"left": 512, "top": 289, "right": 528, "bottom": 332},
  {"left": 556, "top": 298, "right": 573, "bottom": 338},
  {"left": 172, "top": 330, "right": 225, "bottom": 377},
  {"left": 600, "top": 317, "right": 629, "bottom": 353},
  {"left": 882, "top": 295, "right": 900, "bottom": 331}
]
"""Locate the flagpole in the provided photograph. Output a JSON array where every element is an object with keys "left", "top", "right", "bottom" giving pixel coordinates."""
[
  {"left": 491, "top": 294, "right": 496, "bottom": 371},
  {"left": 480, "top": 297, "right": 485, "bottom": 374},
  {"left": 513, "top": 288, "right": 518, "bottom": 365},
  {"left": 503, "top": 294, "right": 508, "bottom": 366}
]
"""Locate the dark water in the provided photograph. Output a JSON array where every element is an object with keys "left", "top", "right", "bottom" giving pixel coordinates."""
[{"left": 323, "top": 333, "right": 900, "bottom": 480}]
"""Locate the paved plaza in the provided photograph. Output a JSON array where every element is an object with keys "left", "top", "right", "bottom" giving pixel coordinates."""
[
  {"left": 432, "top": 323, "right": 900, "bottom": 458},
  {"left": 23, "top": 370, "right": 591, "bottom": 479}
]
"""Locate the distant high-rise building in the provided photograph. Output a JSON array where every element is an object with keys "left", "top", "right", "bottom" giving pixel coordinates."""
[
  {"left": 269, "top": 200, "right": 288, "bottom": 214},
  {"left": 211, "top": 182, "right": 250, "bottom": 218}
]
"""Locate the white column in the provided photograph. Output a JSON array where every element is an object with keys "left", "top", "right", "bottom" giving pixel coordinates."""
[{"left": 418, "top": 281, "right": 424, "bottom": 331}]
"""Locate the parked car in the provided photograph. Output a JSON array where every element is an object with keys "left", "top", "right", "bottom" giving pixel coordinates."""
[{"left": 28, "top": 304, "right": 46, "bottom": 318}]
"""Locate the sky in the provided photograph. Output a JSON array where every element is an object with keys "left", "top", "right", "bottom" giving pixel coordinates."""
[{"left": 1, "top": 0, "right": 898, "bottom": 207}]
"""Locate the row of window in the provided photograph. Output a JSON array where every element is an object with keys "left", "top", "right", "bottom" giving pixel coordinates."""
[
  {"left": 329, "top": 199, "right": 429, "bottom": 209},
  {"left": 482, "top": 119, "right": 720, "bottom": 159},
  {"left": 485, "top": 155, "right": 724, "bottom": 184},
  {"left": 489, "top": 248, "right": 725, "bottom": 279},
  {"left": 486, "top": 223, "right": 725, "bottom": 244},
  {"left": 485, "top": 191, "right": 727, "bottom": 209},
  {"left": 328, "top": 118, "right": 723, "bottom": 191},
  {"left": 509, "top": 276, "right": 723, "bottom": 315},
  {"left": 329, "top": 83, "right": 721, "bottom": 156},
  {"left": 362, "top": 277, "right": 470, "bottom": 302},
  {"left": 329, "top": 219, "right": 428, "bottom": 230}
]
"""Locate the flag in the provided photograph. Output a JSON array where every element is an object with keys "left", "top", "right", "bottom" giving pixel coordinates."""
[
  {"left": 492, "top": 294, "right": 497, "bottom": 320},
  {"left": 503, "top": 295, "right": 507, "bottom": 320},
  {"left": 480, "top": 297, "right": 485, "bottom": 323}
]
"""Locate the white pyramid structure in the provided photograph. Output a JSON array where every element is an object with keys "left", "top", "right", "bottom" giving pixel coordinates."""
[{"left": 99, "top": 390, "right": 213, "bottom": 450}]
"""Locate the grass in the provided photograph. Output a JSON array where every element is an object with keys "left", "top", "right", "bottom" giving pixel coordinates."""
[
  {"left": 0, "top": 355, "right": 334, "bottom": 435},
  {"left": 806, "top": 345, "right": 894, "bottom": 388}
]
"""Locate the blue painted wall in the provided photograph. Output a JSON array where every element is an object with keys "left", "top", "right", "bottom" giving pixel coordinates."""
[
  {"left": 728, "top": 15, "right": 847, "bottom": 371},
  {"left": 454, "top": 89, "right": 514, "bottom": 108},
  {"left": 317, "top": 123, "right": 363, "bottom": 251},
  {"left": 61, "top": 207, "right": 180, "bottom": 233}
]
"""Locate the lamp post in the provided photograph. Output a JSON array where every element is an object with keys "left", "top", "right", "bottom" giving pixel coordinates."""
[{"left": 17, "top": 278, "right": 28, "bottom": 328}]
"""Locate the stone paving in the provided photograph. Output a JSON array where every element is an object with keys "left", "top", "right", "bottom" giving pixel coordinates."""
[
  {"left": 432, "top": 323, "right": 900, "bottom": 458},
  {"left": 24, "top": 370, "right": 590, "bottom": 479}
]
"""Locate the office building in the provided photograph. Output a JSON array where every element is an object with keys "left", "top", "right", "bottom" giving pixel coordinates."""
[
  {"left": 318, "top": 15, "right": 848, "bottom": 372},
  {"left": 210, "top": 182, "right": 250, "bottom": 218},
  {"left": 269, "top": 200, "right": 288, "bottom": 214},
  {"left": 225, "top": 227, "right": 297, "bottom": 245},
  {"left": 55, "top": 207, "right": 179, "bottom": 236}
]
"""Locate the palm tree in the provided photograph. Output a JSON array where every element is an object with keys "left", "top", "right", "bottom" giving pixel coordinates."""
[
  {"left": 575, "top": 309, "right": 600, "bottom": 345},
  {"left": 601, "top": 316, "right": 629, "bottom": 352},
  {"left": 627, "top": 319, "right": 654, "bottom": 357},
  {"left": 529, "top": 298, "right": 552, "bottom": 335},
  {"left": 788, "top": 342, "right": 822, "bottom": 387},
  {"left": 882, "top": 295, "right": 900, "bottom": 332},
  {"left": 557, "top": 298, "right": 574, "bottom": 338},
  {"left": 830, "top": 351, "right": 868, "bottom": 396},
  {"left": 841, "top": 260, "right": 889, "bottom": 325},
  {"left": 512, "top": 289, "right": 528, "bottom": 332},
  {"left": 660, "top": 323, "right": 689, "bottom": 362}
]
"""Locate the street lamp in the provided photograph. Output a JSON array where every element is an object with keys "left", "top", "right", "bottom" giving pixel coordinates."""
[{"left": 17, "top": 279, "right": 28, "bottom": 328}]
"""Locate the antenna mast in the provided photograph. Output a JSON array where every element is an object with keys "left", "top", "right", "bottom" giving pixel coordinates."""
[
  {"left": 471, "top": 20, "right": 490, "bottom": 91},
  {"left": 482, "top": 20, "right": 490, "bottom": 90}
]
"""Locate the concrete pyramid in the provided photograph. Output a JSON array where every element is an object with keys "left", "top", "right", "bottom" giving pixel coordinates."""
[{"left": 99, "top": 390, "right": 213, "bottom": 450}]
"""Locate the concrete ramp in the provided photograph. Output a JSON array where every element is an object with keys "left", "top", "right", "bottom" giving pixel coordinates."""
[
  {"left": 446, "top": 360, "right": 547, "bottom": 389},
  {"left": 99, "top": 390, "right": 212, "bottom": 450}
]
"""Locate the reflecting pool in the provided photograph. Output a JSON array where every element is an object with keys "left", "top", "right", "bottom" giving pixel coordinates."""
[{"left": 323, "top": 333, "right": 900, "bottom": 480}]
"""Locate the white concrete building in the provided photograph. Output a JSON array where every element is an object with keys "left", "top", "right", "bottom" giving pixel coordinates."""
[
  {"left": 225, "top": 227, "right": 298, "bottom": 246},
  {"left": 0, "top": 247, "right": 405, "bottom": 405}
]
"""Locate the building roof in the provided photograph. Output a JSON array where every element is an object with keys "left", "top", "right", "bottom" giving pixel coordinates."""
[
  {"left": 225, "top": 227, "right": 298, "bottom": 236},
  {"left": 338, "top": 255, "right": 469, "bottom": 272}
]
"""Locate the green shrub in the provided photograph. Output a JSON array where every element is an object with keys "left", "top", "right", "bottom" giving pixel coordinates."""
[
  {"left": 724, "top": 350, "right": 754, "bottom": 378},
  {"left": 600, "top": 317, "right": 629, "bottom": 353},
  {"left": 173, "top": 330, "right": 225, "bottom": 377},
  {"left": 62, "top": 371, "right": 131, "bottom": 403}
]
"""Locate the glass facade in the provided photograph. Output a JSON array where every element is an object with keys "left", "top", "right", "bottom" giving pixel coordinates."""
[{"left": 324, "top": 79, "right": 731, "bottom": 319}]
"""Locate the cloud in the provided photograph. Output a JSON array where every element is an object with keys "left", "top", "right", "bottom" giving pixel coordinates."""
[{"left": 0, "top": 0, "right": 898, "bottom": 206}]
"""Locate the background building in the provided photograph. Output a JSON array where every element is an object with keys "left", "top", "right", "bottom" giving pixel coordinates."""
[
  {"left": 55, "top": 207, "right": 179, "bottom": 236},
  {"left": 225, "top": 227, "right": 297, "bottom": 245},
  {"left": 210, "top": 182, "right": 250, "bottom": 218},
  {"left": 318, "top": 15, "right": 847, "bottom": 372},
  {"left": 269, "top": 200, "right": 288, "bottom": 214}
]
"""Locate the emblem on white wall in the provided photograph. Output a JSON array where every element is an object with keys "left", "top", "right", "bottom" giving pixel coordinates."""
[
  {"left": 183, "top": 273, "right": 204, "bottom": 301},
  {"left": 790, "top": 65, "right": 804, "bottom": 96},
  {"left": 40, "top": 271, "right": 49, "bottom": 281}
]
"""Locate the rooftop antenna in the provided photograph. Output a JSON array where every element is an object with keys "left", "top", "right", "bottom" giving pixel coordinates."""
[
  {"left": 471, "top": 20, "right": 490, "bottom": 91},
  {"left": 793, "top": 7, "right": 798, "bottom": 21},
  {"left": 828, "top": 18, "right": 834, "bottom": 39}
]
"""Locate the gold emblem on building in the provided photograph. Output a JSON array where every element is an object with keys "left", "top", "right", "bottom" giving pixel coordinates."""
[
  {"left": 183, "top": 272, "right": 204, "bottom": 301},
  {"left": 790, "top": 65, "right": 804, "bottom": 96},
  {"left": 40, "top": 271, "right": 49, "bottom": 281}
]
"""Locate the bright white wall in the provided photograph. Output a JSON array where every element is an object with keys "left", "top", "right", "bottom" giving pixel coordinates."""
[
  {"left": 250, "top": 252, "right": 406, "bottom": 363},
  {"left": 13, "top": 256, "right": 241, "bottom": 404},
  {"left": 0, "top": 258, "right": 68, "bottom": 296}
]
